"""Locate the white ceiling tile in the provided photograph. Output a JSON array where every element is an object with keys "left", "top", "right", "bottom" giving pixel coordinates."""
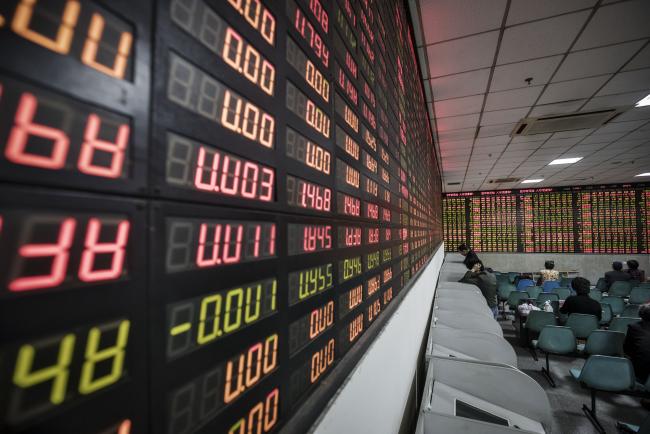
[
  {"left": 552, "top": 129, "right": 595, "bottom": 138},
  {"left": 438, "top": 127, "right": 477, "bottom": 142},
  {"left": 507, "top": 141, "right": 544, "bottom": 150},
  {"left": 611, "top": 107, "right": 650, "bottom": 122},
  {"left": 477, "top": 123, "right": 518, "bottom": 137},
  {"left": 440, "top": 139, "right": 474, "bottom": 149},
  {"left": 430, "top": 69, "right": 491, "bottom": 100},
  {"left": 574, "top": 0, "right": 650, "bottom": 50},
  {"left": 437, "top": 113, "right": 481, "bottom": 131},
  {"left": 623, "top": 44, "right": 650, "bottom": 71},
  {"left": 597, "top": 68, "right": 650, "bottom": 96},
  {"left": 580, "top": 132, "right": 627, "bottom": 144},
  {"left": 553, "top": 41, "right": 646, "bottom": 82},
  {"left": 497, "top": 12, "right": 590, "bottom": 64},
  {"left": 596, "top": 120, "right": 648, "bottom": 134},
  {"left": 484, "top": 86, "right": 544, "bottom": 111},
  {"left": 475, "top": 135, "right": 512, "bottom": 146},
  {"left": 538, "top": 75, "right": 611, "bottom": 105},
  {"left": 427, "top": 32, "right": 500, "bottom": 77},
  {"left": 420, "top": 0, "right": 507, "bottom": 44},
  {"left": 435, "top": 94, "right": 484, "bottom": 117},
  {"left": 490, "top": 56, "right": 563, "bottom": 92},
  {"left": 582, "top": 90, "right": 649, "bottom": 110},
  {"left": 512, "top": 133, "right": 552, "bottom": 143},
  {"left": 481, "top": 107, "right": 530, "bottom": 125},
  {"left": 543, "top": 137, "right": 584, "bottom": 147},
  {"left": 506, "top": 0, "right": 597, "bottom": 26}
]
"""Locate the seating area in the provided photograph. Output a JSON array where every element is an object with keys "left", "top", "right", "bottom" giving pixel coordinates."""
[{"left": 417, "top": 254, "right": 649, "bottom": 434}]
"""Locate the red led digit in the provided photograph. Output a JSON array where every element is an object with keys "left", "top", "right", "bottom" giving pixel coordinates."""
[
  {"left": 5, "top": 93, "right": 70, "bottom": 170},
  {"left": 220, "top": 156, "right": 241, "bottom": 195},
  {"left": 9, "top": 218, "right": 76, "bottom": 292},
  {"left": 197, "top": 223, "right": 222, "bottom": 267},
  {"left": 77, "top": 114, "right": 129, "bottom": 178},
  {"left": 78, "top": 218, "right": 129, "bottom": 282},
  {"left": 223, "top": 224, "right": 244, "bottom": 264},
  {"left": 194, "top": 147, "right": 219, "bottom": 191}
]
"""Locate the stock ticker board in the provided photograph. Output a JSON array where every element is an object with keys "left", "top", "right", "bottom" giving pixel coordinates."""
[
  {"left": 443, "top": 184, "right": 650, "bottom": 254},
  {"left": 0, "top": 0, "right": 443, "bottom": 433}
]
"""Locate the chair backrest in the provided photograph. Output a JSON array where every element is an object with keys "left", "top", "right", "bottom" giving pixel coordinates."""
[
  {"left": 560, "top": 277, "right": 573, "bottom": 287},
  {"left": 516, "top": 279, "right": 534, "bottom": 291},
  {"left": 577, "top": 355, "right": 635, "bottom": 392},
  {"left": 507, "top": 290, "right": 529, "bottom": 309},
  {"left": 542, "top": 280, "right": 560, "bottom": 293},
  {"left": 595, "top": 277, "right": 608, "bottom": 291},
  {"left": 609, "top": 280, "right": 633, "bottom": 297},
  {"left": 588, "top": 290, "right": 602, "bottom": 301},
  {"left": 609, "top": 316, "right": 641, "bottom": 334},
  {"left": 525, "top": 310, "right": 557, "bottom": 333},
  {"left": 584, "top": 330, "right": 625, "bottom": 356},
  {"left": 552, "top": 287, "right": 572, "bottom": 300},
  {"left": 497, "top": 282, "right": 516, "bottom": 300},
  {"left": 525, "top": 286, "right": 543, "bottom": 300},
  {"left": 621, "top": 304, "right": 640, "bottom": 318},
  {"left": 536, "top": 292, "right": 559, "bottom": 306},
  {"left": 566, "top": 313, "right": 599, "bottom": 339},
  {"left": 629, "top": 287, "right": 650, "bottom": 305},
  {"left": 537, "top": 326, "right": 576, "bottom": 354},
  {"left": 601, "top": 296, "right": 625, "bottom": 316},
  {"left": 599, "top": 303, "right": 613, "bottom": 325},
  {"left": 508, "top": 272, "right": 519, "bottom": 283}
]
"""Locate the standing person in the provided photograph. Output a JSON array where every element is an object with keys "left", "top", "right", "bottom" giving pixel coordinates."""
[
  {"left": 626, "top": 259, "right": 646, "bottom": 283},
  {"left": 458, "top": 243, "right": 480, "bottom": 269},
  {"left": 604, "top": 261, "right": 631, "bottom": 290},
  {"left": 538, "top": 260, "right": 559, "bottom": 284},
  {"left": 560, "top": 277, "right": 601, "bottom": 320},
  {"left": 459, "top": 258, "right": 498, "bottom": 318}
]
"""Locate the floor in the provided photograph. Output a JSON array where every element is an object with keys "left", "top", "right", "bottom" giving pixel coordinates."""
[{"left": 499, "top": 318, "right": 648, "bottom": 434}]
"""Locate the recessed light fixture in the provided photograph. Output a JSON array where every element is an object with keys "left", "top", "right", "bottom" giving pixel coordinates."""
[
  {"left": 549, "top": 157, "right": 583, "bottom": 165},
  {"left": 522, "top": 179, "right": 544, "bottom": 183},
  {"left": 635, "top": 94, "right": 650, "bottom": 107},
  {"left": 635, "top": 172, "right": 650, "bottom": 177}
]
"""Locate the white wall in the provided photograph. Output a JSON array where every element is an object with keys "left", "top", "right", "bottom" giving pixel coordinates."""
[{"left": 311, "top": 244, "right": 444, "bottom": 434}]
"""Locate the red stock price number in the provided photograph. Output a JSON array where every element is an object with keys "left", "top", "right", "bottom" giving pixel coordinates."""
[{"left": 287, "top": 224, "right": 332, "bottom": 255}]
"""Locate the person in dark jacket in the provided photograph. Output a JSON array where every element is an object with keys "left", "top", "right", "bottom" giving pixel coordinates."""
[
  {"left": 560, "top": 277, "right": 601, "bottom": 320},
  {"left": 626, "top": 259, "right": 646, "bottom": 283},
  {"left": 458, "top": 243, "right": 480, "bottom": 269},
  {"left": 459, "top": 258, "right": 498, "bottom": 318},
  {"left": 604, "top": 261, "right": 631, "bottom": 289},
  {"left": 624, "top": 303, "right": 650, "bottom": 384}
]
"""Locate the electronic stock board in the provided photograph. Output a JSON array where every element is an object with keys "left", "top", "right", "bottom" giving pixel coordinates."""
[{"left": 0, "top": 0, "right": 443, "bottom": 432}]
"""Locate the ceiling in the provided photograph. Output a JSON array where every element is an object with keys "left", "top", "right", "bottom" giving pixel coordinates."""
[{"left": 409, "top": 0, "right": 650, "bottom": 192}]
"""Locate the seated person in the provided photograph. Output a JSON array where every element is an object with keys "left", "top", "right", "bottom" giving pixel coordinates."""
[
  {"left": 458, "top": 258, "right": 498, "bottom": 318},
  {"left": 626, "top": 259, "right": 646, "bottom": 283},
  {"left": 605, "top": 261, "right": 631, "bottom": 289},
  {"left": 623, "top": 303, "right": 650, "bottom": 384},
  {"left": 538, "top": 260, "right": 559, "bottom": 285},
  {"left": 458, "top": 243, "right": 480, "bottom": 269},
  {"left": 559, "top": 277, "right": 601, "bottom": 320}
]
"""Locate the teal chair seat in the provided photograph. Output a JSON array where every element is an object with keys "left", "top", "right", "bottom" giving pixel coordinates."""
[
  {"left": 588, "top": 290, "right": 602, "bottom": 301},
  {"left": 609, "top": 280, "right": 633, "bottom": 297},
  {"left": 560, "top": 277, "right": 573, "bottom": 288},
  {"left": 506, "top": 290, "right": 529, "bottom": 312},
  {"left": 601, "top": 296, "right": 625, "bottom": 316},
  {"left": 609, "top": 316, "right": 641, "bottom": 334},
  {"left": 552, "top": 287, "right": 571, "bottom": 300},
  {"left": 525, "top": 310, "right": 557, "bottom": 360},
  {"left": 599, "top": 303, "right": 613, "bottom": 326},
  {"left": 571, "top": 355, "right": 636, "bottom": 434},
  {"left": 537, "top": 325, "right": 576, "bottom": 387},
  {"left": 629, "top": 287, "right": 650, "bottom": 305},
  {"left": 536, "top": 292, "right": 560, "bottom": 307},
  {"left": 595, "top": 278, "right": 607, "bottom": 292},
  {"left": 580, "top": 330, "right": 625, "bottom": 356},
  {"left": 525, "top": 285, "right": 543, "bottom": 300},
  {"left": 621, "top": 304, "right": 640, "bottom": 318},
  {"left": 566, "top": 313, "right": 599, "bottom": 340}
]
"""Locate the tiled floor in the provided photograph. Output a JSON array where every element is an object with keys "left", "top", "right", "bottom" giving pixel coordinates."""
[{"left": 499, "top": 318, "right": 648, "bottom": 434}]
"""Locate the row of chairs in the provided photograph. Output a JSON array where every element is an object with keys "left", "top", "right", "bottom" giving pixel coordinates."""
[{"left": 595, "top": 278, "right": 650, "bottom": 297}]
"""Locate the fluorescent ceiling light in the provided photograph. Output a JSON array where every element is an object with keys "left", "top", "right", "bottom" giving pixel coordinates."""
[
  {"left": 549, "top": 157, "right": 583, "bottom": 165},
  {"left": 635, "top": 172, "right": 650, "bottom": 177},
  {"left": 635, "top": 94, "right": 650, "bottom": 107},
  {"left": 522, "top": 179, "right": 544, "bottom": 183}
]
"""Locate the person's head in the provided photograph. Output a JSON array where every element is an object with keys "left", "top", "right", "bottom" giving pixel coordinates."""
[
  {"left": 544, "top": 260, "right": 555, "bottom": 270},
  {"left": 627, "top": 259, "right": 639, "bottom": 270},
  {"left": 458, "top": 244, "right": 470, "bottom": 256},
  {"left": 571, "top": 276, "right": 590, "bottom": 295},
  {"left": 466, "top": 257, "right": 484, "bottom": 272},
  {"left": 639, "top": 303, "right": 650, "bottom": 322},
  {"left": 612, "top": 261, "right": 623, "bottom": 271}
]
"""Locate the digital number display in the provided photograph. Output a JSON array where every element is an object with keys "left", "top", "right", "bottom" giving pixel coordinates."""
[
  {"left": 335, "top": 125, "right": 359, "bottom": 160},
  {"left": 338, "top": 226, "right": 362, "bottom": 248},
  {"left": 286, "top": 175, "right": 332, "bottom": 212},
  {"left": 288, "top": 263, "right": 333, "bottom": 305},
  {"left": 288, "top": 299, "right": 334, "bottom": 355},
  {"left": 286, "top": 81, "right": 331, "bottom": 138},
  {"left": 287, "top": 223, "right": 333, "bottom": 255},
  {"left": 335, "top": 92, "right": 359, "bottom": 133},
  {"left": 289, "top": 337, "right": 335, "bottom": 405},
  {"left": 167, "top": 277, "right": 277, "bottom": 359},
  {"left": 165, "top": 218, "right": 276, "bottom": 272},
  {"left": 286, "top": 127, "right": 331, "bottom": 175},
  {"left": 286, "top": 0, "right": 329, "bottom": 68},
  {"left": 286, "top": 37, "right": 329, "bottom": 102},
  {"left": 338, "top": 256, "right": 362, "bottom": 283},
  {"left": 335, "top": 62, "right": 358, "bottom": 105},
  {"left": 337, "top": 192, "right": 361, "bottom": 217},
  {"left": 227, "top": 0, "right": 276, "bottom": 45},
  {"left": 336, "top": 158, "right": 360, "bottom": 190}
]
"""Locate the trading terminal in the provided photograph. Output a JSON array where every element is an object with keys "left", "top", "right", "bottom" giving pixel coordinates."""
[{"left": 0, "top": 0, "right": 648, "bottom": 433}]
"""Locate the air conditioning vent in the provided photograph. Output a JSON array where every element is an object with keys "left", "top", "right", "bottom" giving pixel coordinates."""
[
  {"left": 489, "top": 177, "right": 520, "bottom": 183},
  {"left": 447, "top": 182, "right": 461, "bottom": 185},
  {"left": 511, "top": 109, "right": 622, "bottom": 136}
]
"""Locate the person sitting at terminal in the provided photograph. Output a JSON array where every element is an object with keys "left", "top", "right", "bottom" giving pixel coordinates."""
[
  {"left": 605, "top": 261, "right": 631, "bottom": 289},
  {"left": 458, "top": 258, "right": 498, "bottom": 318},
  {"left": 626, "top": 259, "right": 646, "bottom": 283},
  {"left": 537, "top": 260, "right": 559, "bottom": 285},
  {"left": 559, "top": 277, "right": 601, "bottom": 321},
  {"left": 623, "top": 303, "right": 650, "bottom": 385},
  {"left": 458, "top": 243, "right": 480, "bottom": 269}
]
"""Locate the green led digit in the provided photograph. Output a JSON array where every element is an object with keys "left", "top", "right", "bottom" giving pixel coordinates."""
[
  {"left": 224, "top": 288, "right": 243, "bottom": 333},
  {"left": 13, "top": 334, "right": 76, "bottom": 404},
  {"left": 198, "top": 294, "right": 222, "bottom": 344},
  {"left": 79, "top": 320, "right": 130, "bottom": 394},
  {"left": 245, "top": 283, "right": 261, "bottom": 323}
]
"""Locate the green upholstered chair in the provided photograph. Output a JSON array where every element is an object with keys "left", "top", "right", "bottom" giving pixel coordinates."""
[
  {"left": 629, "top": 287, "right": 650, "bottom": 305},
  {"left": 552, "top": 287, "right": 571, "bottom": 300},
  {"left": 579, "top": 330, "right": 625, "bottom": 356},
  {"left": 617, "top": 413, "right": 650, "bottom": 434},
  {"left": 566, "top": 313, "right": 599, "bottom": 340},
  {"left": 601, "top": 296, "right": 625, "bottom": 316},
  {"left": 536, "top": 325, "right": 575, "bottom": 387},
  {"left": 536, "top": 292, "right": 559, "bottom": 308},
  {"left": 570, "top": 356, "right": 636, "bottom": 434},
  {"left": 560, "top": 277, "right": 573, "bottom": 288},
  {"left": 599, "top": 303, "right": 613, "bottom": 326},
  {"left": 609, "top": 280, "right": 633, "bottom": 297},
  {"left": 525, "top": 285, "right": 543, "bottom": 300},
  {"left": 588, "top": 290, "right": 602, "bottom": 301},
  {"left": 609, "top": 317, "right": 641, "bottom": 335},
  {"left": 595, "top": 278, "right": 607, "bottom": 292},
  {"left": 621, "top": 304, "right": 640, "bottom": 318},
  {"left": 506, "top": 290, "right": 528, "bottom": 312},
  {"left": 525, "top": 310, "right": 557, "bottom": 360}
]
